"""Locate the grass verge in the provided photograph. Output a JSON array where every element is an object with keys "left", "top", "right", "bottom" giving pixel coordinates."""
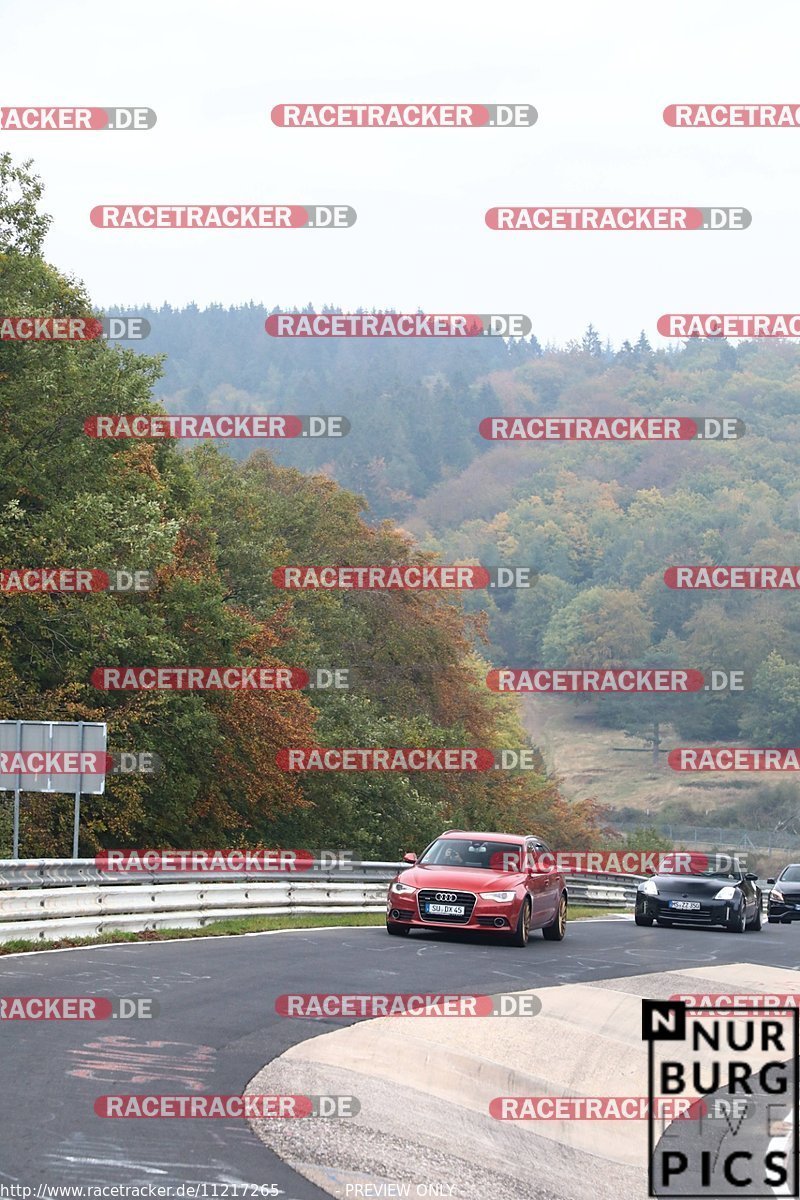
[{"left": 0, "top": 906, "right": 625, "bottom": 955}]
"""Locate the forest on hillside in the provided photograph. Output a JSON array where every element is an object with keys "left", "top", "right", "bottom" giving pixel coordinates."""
[{"left": 108, "top": 303, "right": 800, "bottom": 777}]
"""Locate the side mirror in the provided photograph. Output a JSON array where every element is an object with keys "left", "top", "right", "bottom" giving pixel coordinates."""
[
  {"left": 767, "top": 878, "right": 776, "bottom": 885},
  {"left": 402, "top": 851, "right": 417, "bottom": 864},
  {"left": 745, "top": 873, "right": 758, "bottom": 882}
]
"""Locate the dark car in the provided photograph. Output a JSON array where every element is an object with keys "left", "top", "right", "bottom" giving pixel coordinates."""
[
  {"left": 767, "top": 864, "right": 800, "bottom": 923},
  {"left": 386, "top": 830, "right": 568, "bottom": 947},
  {"left": 635, "top": 858, "right": 762, "bottom": 932}
]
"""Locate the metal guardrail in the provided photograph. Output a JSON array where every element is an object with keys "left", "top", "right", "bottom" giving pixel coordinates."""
[
  {"left": 0, "top": 859, "right": 645, "bottom": 943},
  {"left": 0, "top": 858, "right": 401, "bottom": 889},
  {"left": 0, "top": 881, "right": 389, "bottom": 943},
  {"left": 566, "top": 875, "right": 642, "bottom": 907}
]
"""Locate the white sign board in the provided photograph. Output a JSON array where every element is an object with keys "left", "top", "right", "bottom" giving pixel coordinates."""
[
  {"left": 0, "top": 720, "right": 108, "bottom": 859},
  {"left": 0, "top": 721, "right": 107, "bottom": 794}
]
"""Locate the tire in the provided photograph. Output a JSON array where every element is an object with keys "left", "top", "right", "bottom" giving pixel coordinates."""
[
  {"left": 386, "top": 922, "right": 410, "bottom": 937},
  {"left": 635, "top": 912, "right": 654, "bottom": 927},
  {"left": 510, "top": 899, "right": 531, "bottom": 947},
  {"left": 543, "top": 893, "right": 567, "bottom": 941},
  {"left": 727, "top": 904, "right": 747, "bottom": 933},
  {"left": 746, "top": 902, "right": 762, "bottom": 931}
]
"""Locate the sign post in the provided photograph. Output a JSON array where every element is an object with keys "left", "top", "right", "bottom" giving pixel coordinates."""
[
  {"left": 72, "top": 721, "right": 85, "bottom": 859},
  {"left": 12, "top": 719, "right": 21, "bottom": 859}
]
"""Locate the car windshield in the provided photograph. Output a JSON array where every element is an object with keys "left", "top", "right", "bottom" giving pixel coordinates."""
[
  {"left": 418, "top": 838, "right": 523, "bottom": 870},
  {"left": 780, "top": 865, "right": 800, "bottom": 882},
  {"left": 682, "top": 863, "right": 743, "bottom": 881}
]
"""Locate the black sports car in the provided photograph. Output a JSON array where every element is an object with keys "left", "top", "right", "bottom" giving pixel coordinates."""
[
  {"left": 767, "top": 863, "right": 800, "bottom": 923},
  {"left": 635, "top": 859, "right": 762, "bottom": 932}
]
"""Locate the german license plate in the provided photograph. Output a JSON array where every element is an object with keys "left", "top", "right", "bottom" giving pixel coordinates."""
[
  {"left": 425, "top": 903, "right": 464, "bottom": 916},
  {"left": 669, "top": 900, "right": 701, "bottom": 910}
]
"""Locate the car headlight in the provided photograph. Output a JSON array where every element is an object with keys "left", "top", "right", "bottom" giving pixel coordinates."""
[
  {"left": 771, "top": 888, "right": 784, "bottom": 902},
  {"left": 714, "top": 885, "right": 737, "bottom": 901},
  {"left": 480, "top": 891, "right": 516, "bottom": 902},
  {"left": 641, "top": 879, "right": 658, "bottom": 896},
  {"left": 390, "top": 881, "right": 417, "bottom": 896}
]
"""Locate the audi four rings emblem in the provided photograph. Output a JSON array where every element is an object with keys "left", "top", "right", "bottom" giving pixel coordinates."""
[{"left": 435, "top": 892, "right": 458, "bottom": 901}]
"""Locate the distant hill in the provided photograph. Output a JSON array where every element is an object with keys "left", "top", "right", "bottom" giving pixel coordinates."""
[{"left": 108, "top": 306, "right": 800, "bottom": 817}]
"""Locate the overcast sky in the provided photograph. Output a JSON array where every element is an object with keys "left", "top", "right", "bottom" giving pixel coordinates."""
[{"left": 5, "top": 0, "right": 800, "bottom": 347}]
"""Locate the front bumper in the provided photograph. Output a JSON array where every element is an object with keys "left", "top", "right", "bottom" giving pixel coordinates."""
[
  {"left": 768, "top": 898, "right": 800, "bottom": 921},
  {"left": 386, "top": 890, "right": 518, "bottom": 933},
  {"left": 636, "top": 895, "right": 741, "bottom": 927}
]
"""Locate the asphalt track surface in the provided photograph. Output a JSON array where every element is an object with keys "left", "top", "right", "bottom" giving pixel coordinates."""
[{"left": 2, "top": 918, "right": 800, "bottom": 1199}]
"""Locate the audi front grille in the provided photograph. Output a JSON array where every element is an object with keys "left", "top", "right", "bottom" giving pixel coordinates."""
[{"left": 417, "top": 889, "right": 477, "bottom": 924}]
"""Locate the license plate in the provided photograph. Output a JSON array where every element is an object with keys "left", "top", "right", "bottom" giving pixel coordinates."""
[
  {"left": 669, "top": 900, "right": 701, "bottom": 910},
  {"left": 425, "top": 903, "right": 464, "bottom": 916}
]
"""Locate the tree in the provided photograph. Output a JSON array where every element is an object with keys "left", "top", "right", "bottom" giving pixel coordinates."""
[
  {"left": 581, "top": 324, "right": 603, "bottom": 357},
  {"left": 741, "top": 653, "right": 800, "bottom": 744},
  {"left": 542, "top": 586, "right": 652, "bottom": 667}
]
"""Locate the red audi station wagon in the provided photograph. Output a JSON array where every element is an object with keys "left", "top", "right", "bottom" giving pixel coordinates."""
[{"left": 386, "top": 830, "right": 568, "bottom": 947}]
